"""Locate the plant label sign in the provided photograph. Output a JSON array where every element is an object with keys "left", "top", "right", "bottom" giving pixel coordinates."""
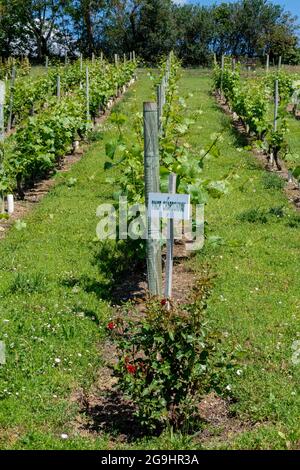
[
  {"left": 148, "top": 193, "right": 190, "bottom": 220},
  {"left": 0, "top": 82, "right": 5, "bottom": 105}
]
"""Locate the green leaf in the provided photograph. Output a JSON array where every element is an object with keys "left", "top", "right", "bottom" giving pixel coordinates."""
[
  {"left": 292, "top": 166, "right": 300, "bottom": 180},
  {"left": 207, "top": 235, "right": 224, "bottom": 248},
  {"left": 104, "top": 161, "right": 114, "bottom": 171},
  {"left": 207, "top": 180, "right": 229, "bottom": 198},
  {"left": 15, "top": 220, "right": 27, "bottom": 231},
  {"left": 105, "top": 141, "right": 118, "bottom": 160}
]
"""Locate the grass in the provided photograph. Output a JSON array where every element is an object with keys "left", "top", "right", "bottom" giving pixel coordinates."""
[
  {"left": 28, "top": 66, "right": 48, "bottom": 79},
  {"left": 181, "top": 70, "right": 300, "bottom": 449},
  {"left": 286, "top": 109, "right": 300, "bottom": 169},
  {"left": 0, "top": 71, "right": 154, "bottom": 450},
  {"left": 0, "top": 69, "right": 300, "bottom": 450}
]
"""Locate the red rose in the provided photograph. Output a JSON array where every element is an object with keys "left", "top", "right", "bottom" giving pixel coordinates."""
[
  {"left": 126, "top": 364, "right": 137, "bottom": 375},
  {"left": 107, "top": 321, "right": 116, "bottom": 330},
  {"left": 161, "top": 299, "right": 167, "bottom": 306}
]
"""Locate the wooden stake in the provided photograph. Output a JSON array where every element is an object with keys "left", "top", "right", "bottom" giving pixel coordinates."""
[
  {"left": 157, "top": 84, "right": 162, "bottom": 132},
  {"left": 274, "top": 79, "right": 279, "bottom": 132},
  {"left": 0, "top": 81, "right": 5, "bottom": 142},
  {"left": 165, "top": 173, "right": 177, "bottom": 303},
  {"left": 220, "top": 54, "right": 225, "bottom": 95},
  {"left": 271, "top": 79, "right": 279, "bottom": 166},
  {"left": 161, "top": 77, "right": 166, "bottom": 107},
  {"left": 7, "top": 194, "right": 14, "bottom": 214},
  {"left": 266, "top": 53, "right": 270, "bottom": 72},
  {"left": 0, "top": 80, "right": 5, "bottom": 213},
  {"left": 143, "top": 102, "right": 162, "bottom": 297},
  {"left": 57, "top": 75, "right": 61, "bottom": 98},
  {"left": 86, "top": 66, "right": 90, "bottom": 122},
  {"left": 7, "top": 66, "right": 16, "bottom": 131}
]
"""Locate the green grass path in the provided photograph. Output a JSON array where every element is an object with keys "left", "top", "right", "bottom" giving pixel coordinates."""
[
  {"left": 0, "top": 70, "right": 299, "bottom": 450},
  {"left": 182, "top": 70, "right": 300, "bottom": 449},
  {"left": 0, "top": 72, "right": 154, "bottom": 450}
]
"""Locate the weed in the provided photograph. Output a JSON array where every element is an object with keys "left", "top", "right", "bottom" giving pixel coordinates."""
[
  {"left": 286, "top": 213, "right": 300, "bottom": 228},
  {"left": 10, "top": 272, "right": 48, "bottom": 294},
  {"left": 237, "top": 208, "right": 268, "bottom": 224},
  {"left": 262, "top": 173, "right": 285, "bottom": 190}
]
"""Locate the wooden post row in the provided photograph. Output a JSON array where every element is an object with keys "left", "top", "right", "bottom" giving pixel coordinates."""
[{"left": 143, "top": 102, "right": 162, "bottom": 296}]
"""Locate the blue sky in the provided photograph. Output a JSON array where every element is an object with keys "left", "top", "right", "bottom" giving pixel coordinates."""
[{"left": 175, "top": 1, "right": 298, "bottom": 18}]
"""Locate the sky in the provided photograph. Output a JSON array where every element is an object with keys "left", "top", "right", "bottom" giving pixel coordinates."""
[{"left": 175, "top": 1, "right": 298, "bottom": 18}]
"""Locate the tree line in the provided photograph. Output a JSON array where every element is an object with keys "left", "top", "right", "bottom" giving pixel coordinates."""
[{"left": 0, "top": 0, "right": 299, "bottom": 65}]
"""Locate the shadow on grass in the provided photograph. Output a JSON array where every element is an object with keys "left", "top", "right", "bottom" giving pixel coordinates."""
[
  {"left": 61, "top": 240, "right": 147, "bottom": 305},
  {"left": 211, "top": 100, "right": 249, "bottom": 148},
  {"left": 82, "top": 390, "right": 161, "bottom": 442}
]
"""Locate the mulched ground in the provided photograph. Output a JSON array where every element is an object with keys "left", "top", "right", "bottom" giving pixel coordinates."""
[{"left": 72, "top": 244, "right": 253, "bottom": 446}]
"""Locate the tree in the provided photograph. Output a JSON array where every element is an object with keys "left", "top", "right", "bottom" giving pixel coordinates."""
[
  {"left": 15, "top": 0, "right": 70, "bottom": 59},
  {"left": 174, "top": 4, "right": 214, "bottom": 66},
  {"left": 0, "top": 0, "right": 298, "bottom": 64},
  {"left": 0, "top": 0, "right": 28, "bottom": 57},
  {"left": 66, "top": 0, "right": 106, "bottom": 56},
  {"left": 101, "top": 1, "right": 144, "bottom": 56},
  {"left": 102, "top": 0, "right": 176, "bottom": 62},
  {"left": 135, "top": 0, "right": 176, "bottom": 62}
]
